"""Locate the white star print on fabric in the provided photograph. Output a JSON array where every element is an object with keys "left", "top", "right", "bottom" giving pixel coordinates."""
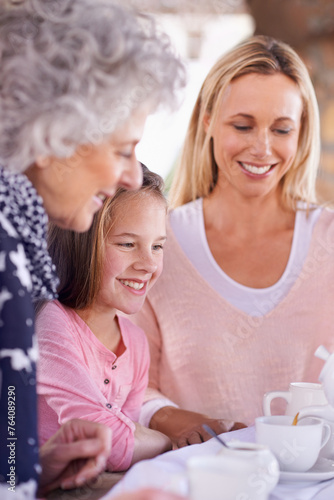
[
  {"left": 9, "top": 244, "right": 32, "bottom": 292},
  {"left": 0, "top": 347, "right": 34, "bottom": 371},
  {"left": 0, "top": 287, "right": 13, "bottom": 315}
]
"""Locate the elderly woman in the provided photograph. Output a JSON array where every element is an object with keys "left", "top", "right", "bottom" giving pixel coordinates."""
[
  {"left": 0, "top": 0, "right": 185, "bottom": 498},
  {"left": 132, "top": 35, "right": 334, "bottom": 446}
]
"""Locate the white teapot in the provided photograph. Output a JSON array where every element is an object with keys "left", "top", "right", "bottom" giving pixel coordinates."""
[
  {"left": 314, "top": 345, "right": 334, "bottom": 406},
  {"left": 298, "top": 345, "right": 334, "bottom": 459}
]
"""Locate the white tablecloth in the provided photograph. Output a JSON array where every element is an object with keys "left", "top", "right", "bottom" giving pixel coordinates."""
[{"left": 102, "top": 426, "right": 334, "bottom": 500}]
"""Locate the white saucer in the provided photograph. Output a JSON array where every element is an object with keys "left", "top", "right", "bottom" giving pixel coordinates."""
[{"left": 280, "top": 457, "right": 334, "bottom": 483}]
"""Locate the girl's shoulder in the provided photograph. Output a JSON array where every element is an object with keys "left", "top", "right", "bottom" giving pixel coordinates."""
[
  {"left": 36, "top": 300, "right": 75, "bottom": 332},
  {"left": 37, "top": 299, "right": 64, "bottom": 316}
]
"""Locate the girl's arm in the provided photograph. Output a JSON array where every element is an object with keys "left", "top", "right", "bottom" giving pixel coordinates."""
[
  {"left": 112, "top": 318, "right": 173, "bottom": 463},
  {"left": 37, "top": 305, "right": 135, "bottom": 471},
  {"left": 131, "top": 423, "right": 172, "bottom": 465}
]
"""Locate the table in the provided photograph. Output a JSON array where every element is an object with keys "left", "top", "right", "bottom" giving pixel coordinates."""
[
  {"left": 99, "top": 426, "right": 334, "bottom": 500},
  {"left": 46, "top": 472, "right": 125, "bottom": 500}
]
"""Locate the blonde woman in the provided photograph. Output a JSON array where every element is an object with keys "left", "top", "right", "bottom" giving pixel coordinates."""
[{"left": 132, "top": 35, "right": 334, "bottom": 446}]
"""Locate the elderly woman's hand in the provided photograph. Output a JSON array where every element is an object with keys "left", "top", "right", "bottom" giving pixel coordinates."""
[
  {"left": 38, "top": 419, "right": 111, "bottom": 496},
  {"left": 149, "top": 407, "right": 247, "bottom": 448}
]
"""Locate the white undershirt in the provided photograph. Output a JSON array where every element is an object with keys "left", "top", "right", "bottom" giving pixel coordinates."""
[{"left": 169, "top": 198, "right": 322, "bottom": 316}]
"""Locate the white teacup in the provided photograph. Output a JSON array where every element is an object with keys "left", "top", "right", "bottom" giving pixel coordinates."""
[
  {"left": 263, "top": 382, "right": 328, "bottom": 417},
  {"left": 255, "top": 415, "right": 331, "bottom": 472},
  {"left": 262, "top": 382, "right": 334, "bottom": 459},
  {"left": 187, "top": 441, "right": 279, "bottom": 500}
]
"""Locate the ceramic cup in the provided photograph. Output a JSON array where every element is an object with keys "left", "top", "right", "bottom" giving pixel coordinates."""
[
  {"left": 262, "top": 382, "right": 334, "bottom": 459},
  {"left": 187, "top": 441, "right": 279, "bottom": 500},
  {"left": 263, "top": 382, "right": 328, "bottom": 417},
  {"left": 255, "top": 415, "right": 331, "bottom": 472}
]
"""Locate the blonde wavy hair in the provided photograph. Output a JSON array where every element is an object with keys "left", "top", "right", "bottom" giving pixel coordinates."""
[{"left": 169, "top": 35, "right": 320, "bottom": 210}]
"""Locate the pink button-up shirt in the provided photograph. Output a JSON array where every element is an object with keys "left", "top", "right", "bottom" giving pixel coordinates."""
[{"left": 36, "top": 301, "right": 149, "bottom": 471}]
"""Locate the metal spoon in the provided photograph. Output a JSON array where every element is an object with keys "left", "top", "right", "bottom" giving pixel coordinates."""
[
  {"left": 202, "top": 424, "right": 230, "bottom": 448},
  {"left": 202, "top": 424, "right": 254, "bottom": 451}
]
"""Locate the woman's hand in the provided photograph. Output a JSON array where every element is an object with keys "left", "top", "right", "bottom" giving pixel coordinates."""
[
  {"left": 131, "top": 422, "right": 173, "bottom": 465},
  {"left": 149, "top": 407, "right": 247, "bottom": 448},
  {"left": 38, "top": 419, "right": 112, "bottom": 496}
]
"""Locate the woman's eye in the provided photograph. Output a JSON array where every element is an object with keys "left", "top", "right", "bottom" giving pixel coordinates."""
[
  {"left": 118, "top": 152, "right": 132, "bottom": 159},
  {"left": 274, "top": 128, "right": 291, "bottom": 135},
  {"left": 116, "top": 148, "right": 133, "bottom": 159},
  {"left": 234, "top": 125, "right": 251, "bottom": 131}
]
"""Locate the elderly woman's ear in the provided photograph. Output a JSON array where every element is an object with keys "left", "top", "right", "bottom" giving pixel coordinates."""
[{"left": 35, "top": 156, "right": 53, "bottom": 169}]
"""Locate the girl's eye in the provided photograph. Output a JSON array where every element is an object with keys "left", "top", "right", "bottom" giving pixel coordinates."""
[
  {"left": 153, "top": 244, "right": 164, "bottom": 251},
  {"left": 118, "top": 242, "right": 134, "bottom": 248}
]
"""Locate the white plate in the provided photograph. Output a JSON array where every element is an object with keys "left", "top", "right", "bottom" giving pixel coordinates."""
[{"left": 280, "top": 457, "right": 334, "bottom": 483}]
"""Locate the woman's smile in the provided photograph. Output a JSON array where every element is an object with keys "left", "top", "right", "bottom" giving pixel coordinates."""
[{"left": 238, "top": 161, "right": 277, "bottom": 177}]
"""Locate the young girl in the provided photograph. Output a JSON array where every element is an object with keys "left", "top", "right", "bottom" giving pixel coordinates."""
[{"left": 36, "top": 165, "right": 172, "bottom": 472}]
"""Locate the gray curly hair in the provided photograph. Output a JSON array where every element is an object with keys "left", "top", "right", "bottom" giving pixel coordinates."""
[{"left": 0, "top": 0, "right": 186, "bottom": 172}]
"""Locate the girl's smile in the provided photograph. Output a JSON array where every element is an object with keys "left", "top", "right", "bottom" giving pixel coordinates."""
[{"left": 118, "top": 279, "right": 148, "bottom": 295}]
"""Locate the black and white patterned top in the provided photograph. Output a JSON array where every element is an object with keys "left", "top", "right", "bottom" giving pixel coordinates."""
[{"left": 0, "top": 166, "right": 58, "bottom": 497}]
